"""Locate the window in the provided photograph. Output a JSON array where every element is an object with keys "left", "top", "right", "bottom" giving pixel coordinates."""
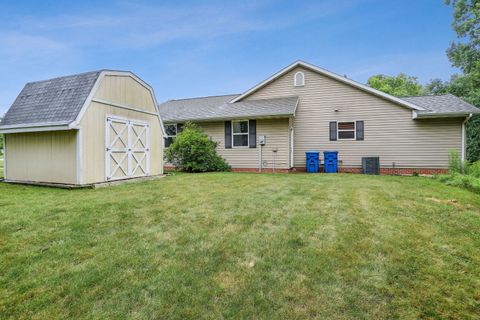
[
  {"left": 294, "top": 71, "right": 305, "bottom": 87},
  {"left": 337, "top": 122, "right": 355, "bottom": 140},
  {"left": 232, "top": 120, "right": 249, "bottom": 147},
  {"left": 165, "top": 124, "right": 177, "bottom": 147}
]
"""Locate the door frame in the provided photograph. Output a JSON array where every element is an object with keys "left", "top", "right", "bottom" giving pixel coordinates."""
[{"left": 105, "top": 115, "right": 150, "bottom": 181}]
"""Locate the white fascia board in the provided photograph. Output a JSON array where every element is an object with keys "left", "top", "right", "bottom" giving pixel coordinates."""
[
  {"left": 0, "top": 124, "right": 71, "bottom": 134},
  {"left": 231, "top": 60, "right": 425, "bottom": 111},
  {"left": 412, "top": 111, "right": 473, "bottom": 119},
  {"left": 162, "top": 114, "right": 295, "bottom": 124},
  {"left": 107, "top": 71, "right": 167, "bottom": 137},
  {"left": 70, "top": 70, "right": 167, "bottom": 137},
  {"left": 69, "top": 71, "right": 105, "bottom": 128}
]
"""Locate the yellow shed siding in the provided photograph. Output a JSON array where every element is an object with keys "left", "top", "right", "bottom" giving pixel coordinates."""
[
  {"left": 94, "top": 75, "right": 158, "bottom": 113},
  {"left": 79, "top": 101, "right": 163, "bottom": 184},
  {"left": 77, "top": 73, "right": 164, "bottom": 184},
  {"left": 245, "top": 66, "right": 463, "bottom": 168},
  {"left": 4, "top": 130, "right": 77, "bottom": 184}
]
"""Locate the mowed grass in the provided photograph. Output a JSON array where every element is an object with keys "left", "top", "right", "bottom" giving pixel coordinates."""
[{"left": 1, "top": 173, "right": 479, "bottom": 319}]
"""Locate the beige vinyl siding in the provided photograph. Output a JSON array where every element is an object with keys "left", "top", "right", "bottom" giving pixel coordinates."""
[
  {"left": 94, "top": 75, "right": 158, "bottom": 113},
  {"left": 4, "top": 130, "right": 77, "bottom": 184},
  {"left": 245, "top": 66, "right": 463, "bottom": 168},
  {"left": 166, "top": 118, "right": 290, "bottom": 169},
  {"left": 79, "top": 76, "right": 163, "bottom": 184}
]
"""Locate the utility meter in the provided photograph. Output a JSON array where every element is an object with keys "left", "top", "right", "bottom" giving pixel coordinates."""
[{"left": 258, "top": 135, "right": 266, "bottom": 145}]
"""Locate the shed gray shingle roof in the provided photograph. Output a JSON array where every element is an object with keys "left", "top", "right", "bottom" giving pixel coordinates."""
[
  {"left": 159, "top": 95, "right": 299, "bottom": 122},
  {"left": 402, "top": 94, "right": 479, "bottom": 115},
  {"left": 0, "top": 71, "right": 102, "bottom": 128}
]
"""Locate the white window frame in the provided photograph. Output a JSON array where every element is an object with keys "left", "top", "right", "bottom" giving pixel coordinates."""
[
  {"left": 337, "top": 121, "right": 356, "bottom": 140},
  {"left": 294, "top": 71, "right": 305, "bottom": 87},
  {"left": 164, "top": 123, "right": 177, "bottom": 147},
  {"left": 232, "top": 120, "right": 249, "bottom": 148}
]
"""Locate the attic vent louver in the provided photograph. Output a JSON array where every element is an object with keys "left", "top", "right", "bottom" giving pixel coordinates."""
[{"left": 294, "top": 72, "right": 305, "bottom": 87}]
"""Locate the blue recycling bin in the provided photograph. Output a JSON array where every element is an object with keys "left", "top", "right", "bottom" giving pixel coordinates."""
[
  {"left": 306, "top": 151, "right": 319, "bottom": 173},
  {"left": 324, "top": 151, "right": 338, "bottom": 173}
]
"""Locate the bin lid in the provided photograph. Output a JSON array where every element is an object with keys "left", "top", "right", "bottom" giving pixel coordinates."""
[
  {"left": 323, "top": 151, "right": 338, "bottom": 154},
  {"left": 306, "top": 151, "right": 320, "bottom": 154}
]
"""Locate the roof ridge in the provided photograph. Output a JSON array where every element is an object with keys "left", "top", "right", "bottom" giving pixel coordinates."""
[
  {"left": 24, "top": 69, "right": 132, "bottom": 85},
  {"left": 25, "top": 70, "right": 102, "bottom": 85},
  {"left": 402, "top": 93, "right": 453, "bottom": 98},
  {"left": 230, "top": 95, "right": 299, "bottom": 104},
  {"left": 168, "top": 93, "right": 240, "bottom": 102}
]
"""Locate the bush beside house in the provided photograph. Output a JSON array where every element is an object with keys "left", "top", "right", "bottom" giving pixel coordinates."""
[
  {"left": 435, "top": 150, "right": 480, "bottom": 193},
  {"left": 165, "top": 122, "right": 230, "bottom": 172}
]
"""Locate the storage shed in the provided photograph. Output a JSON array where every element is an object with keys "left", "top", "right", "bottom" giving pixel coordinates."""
[{"left": 0, "top": 70, "right": 165, "bottom": 186}]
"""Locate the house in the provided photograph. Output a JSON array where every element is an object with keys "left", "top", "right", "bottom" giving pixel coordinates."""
[
  {"left": 159, "top": 60, "right": 479, "bottom": 174},
  {"left": 0, "top": 70, "right": 165, "bottom": 186}
]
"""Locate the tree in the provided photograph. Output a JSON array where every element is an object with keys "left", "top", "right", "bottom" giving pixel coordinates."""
[
  {"left": 423, "top": 78, "right": 450, "bottom": 95},
  {"left": 445, "top": 0, "right": 480, "bottom": 74},
  {"left": 425, "top": 0, "right": 480, "bottom": 161},
  {"left": 165, "top": 122, "right": 230, "bottom": 172},
  {"left": 367, "top": 73, "right": 423, "bottom": 97}
]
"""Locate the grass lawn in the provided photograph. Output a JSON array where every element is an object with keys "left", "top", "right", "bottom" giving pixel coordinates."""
[{"left": 0, "top": 173, "right": 479, "bottom": 319}]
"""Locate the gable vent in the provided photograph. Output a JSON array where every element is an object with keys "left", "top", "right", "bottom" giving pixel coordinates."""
[{"left": 294, "top": 71, "right": 305, "bottom": 87}]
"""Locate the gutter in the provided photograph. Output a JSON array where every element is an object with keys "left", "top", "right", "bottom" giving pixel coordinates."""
[
  {"left": 412, "top": 111, "right": 477, "bottom": 119},
  {"left": 162, "top": 113, "right": 295, "bottom": 124},
  {"left": 0, "top": 123, "right": 72, "bottom": 134}
]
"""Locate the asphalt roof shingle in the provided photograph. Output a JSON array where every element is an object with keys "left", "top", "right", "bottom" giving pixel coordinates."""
[
  {"left": 3, "top": 68, "right": 478, "bottom": 130},
  {"left": 402, "top": 94, "right": 479, "bottom": 114},
  {"left": 0, "top": 71, "right": 101, "bottom": 128},
  {"left": 159, "top": 93, "right": 478, "bottom": 123},
  {"left": 159, "top": 95, "right": 299, "bottom": 122}
]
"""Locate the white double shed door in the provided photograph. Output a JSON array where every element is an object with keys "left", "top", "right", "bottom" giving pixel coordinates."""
[{"left": 105, "top": 116, "right": 150, "bottom": 181}]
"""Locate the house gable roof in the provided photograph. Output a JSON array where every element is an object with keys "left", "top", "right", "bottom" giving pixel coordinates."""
[
  {"left": 230, "top": 60, "right": 426, "bottom": 111},
  {"left": 159, "top": 95, "right": 298, "bottom": 122}
]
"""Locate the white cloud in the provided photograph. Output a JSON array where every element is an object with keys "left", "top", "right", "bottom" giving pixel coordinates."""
[
  {"left": 0, "top": 0, "right": 369, "bottom": 112},
  {"left": 3, "top": 0, "right": 364, "bottom": 49},
  {"left": 0, "top": 33, "right": 69, "bottom": 60}
]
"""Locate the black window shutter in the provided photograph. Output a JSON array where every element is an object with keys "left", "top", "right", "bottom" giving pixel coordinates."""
[
  {"left": 225, "top": 121, "right": 232, "bottom": 149},
  {"left": 329, "top": 122, "right": 337, "bottom": 141},
  {"left": 249, "top": 120, "right": 256, "bottom": 148},
  {"left": 177, "top": 123, "right": 184, "bottom": 133},
  {"left": 356, "top": 121, "right": 364, "bottom": 140}
]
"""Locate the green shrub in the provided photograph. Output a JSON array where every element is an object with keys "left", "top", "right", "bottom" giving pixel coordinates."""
[
  {"left": 165, "top": 122, "right": 230, "bottom": 172},
  {"left": 466, "top": 160, "right": 480, "bottom": 178},
  {"left": 448, "top": 150, "right": 462, "bottom": 174},
  {"left": 436, "top": 173, "right": 480, "bottom": 194}
]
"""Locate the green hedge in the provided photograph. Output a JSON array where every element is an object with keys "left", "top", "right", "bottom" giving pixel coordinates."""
[
  {"left": 436, "top": 150, "right": 480, "bottom": 193},
  {"left": 165, "top": 122, "right": 230, "bottom": 173}
]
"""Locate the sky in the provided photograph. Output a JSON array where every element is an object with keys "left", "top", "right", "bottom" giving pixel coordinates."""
[{"left": 0, "top": 0, "right": 458, "bottom": 116}]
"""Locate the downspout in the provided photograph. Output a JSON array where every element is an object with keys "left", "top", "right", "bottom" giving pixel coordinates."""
[
  {"left": 289, "top": 116, "right": 295, "bottom": 169},
  {"left": 259, "top": 143, "right": 263, "bottom": 173},
  {"left": 2, "top": 134, "right": 6, "bottom": 180},
  {"left": 290, "top": 125, "right": 294, "bottom": 168},
  {"left": 461, "top": 113, "right": 472, "bottom": 164}
]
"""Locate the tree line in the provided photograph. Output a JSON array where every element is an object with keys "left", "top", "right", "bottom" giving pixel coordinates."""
[{"left": 367, "top": 0, "right": 480, "bottom": 162}]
